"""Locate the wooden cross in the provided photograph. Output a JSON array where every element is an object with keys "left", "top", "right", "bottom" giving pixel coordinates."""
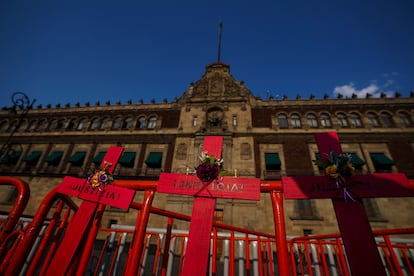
[
  {"left": 158, "top": 136, "right": 261, "bottom": 276},
  {"left": 45, "top": 146, "right": 136, "bottom": 275},
  {"left": 283, "top": 132, "right": 414, "bottom": 276}
]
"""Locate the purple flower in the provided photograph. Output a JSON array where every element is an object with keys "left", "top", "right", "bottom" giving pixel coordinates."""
[
  {"left": 98, "top": 172, "right": 108, "bottom": 183},
  {"left": 196, "top": 163, "right": 220, "bottom": 183}
]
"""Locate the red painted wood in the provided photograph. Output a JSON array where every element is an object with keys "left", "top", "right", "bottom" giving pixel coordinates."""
[
  {"left": 158, "top": 173, "right": 260, "bottom": 200},
  {"left": 182, "top": 197, "right": 217, "bottom": 276},
  {"left": 314, "top": 132, "right": 343, "bottom": 157},
  {"left": 44, "top": 200, "right": 97, "bottom": 276},
  {"left": 57, "top": 176, "right": 135, "bottom": 210},
  {"left": 45, "top": 146, "right": 125, "bottom": 275},
  {"left": 202, "top": 135, "right": 223, "bottom": 158},
  {"left": 158, "top": 136, "right": 261, "bottom": 276},
  {"left": 333, "top": 199, "right": 386, "bottom": 276},
  {"left": 281, "top": 132, "right": 406, "bottom": 276},
  {"left": 102, "top": 146, "right": 124, "bottom": 173},
  {"left": 283, "top": 173, "right": 412, "bottom": 199},
  {"left": 180, "top": 136, "right": 223, "bottom": 276}
]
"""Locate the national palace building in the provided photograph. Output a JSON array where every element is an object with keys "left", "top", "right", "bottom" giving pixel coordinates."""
[{"left": 1, "top": 61, "right": 414, "bottom": 236}]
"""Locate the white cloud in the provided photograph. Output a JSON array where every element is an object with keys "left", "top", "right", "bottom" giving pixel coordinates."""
[
  {"left": 333, "top": 82, "right": 397, "bottom": 98},
  {"left": 333, "top": 72, "right": 399, "bottom": 98},
  {"left": 333, "top": 82, "right": 383, "bottom": 98}
]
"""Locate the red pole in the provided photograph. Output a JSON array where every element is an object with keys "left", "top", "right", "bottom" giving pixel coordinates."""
[
  {"left": 245, "top": 233, "right": 251, "bottom": 276},
  {"left": 160, "top": 217, "right": 173, "bottom": 276},
  {"left": 230, "top": 231, "right": 235, "bottom": 276},
  {"left": 38, "top": 207, "right": 73, "bottom": 275},
  {"left": 270, "top": 190, "right": 291, "bottom": 276},
  {"left": 26, "top": 201, "right": 64, "bottom": 274},
  {"left": 124, "top": 189, "right": 155, "bottom": 276},
  {"left": 212, "top": 228, "right": 218, "bottom": 275},
  {"left": 0, "top": 177, "right": 30, "bottom": 245}
]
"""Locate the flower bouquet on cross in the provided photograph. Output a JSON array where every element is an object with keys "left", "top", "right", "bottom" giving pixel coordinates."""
[
  {"left": 195, "top": 151, "right": 223, "bottom": 183},
  {"left": 87, "top": 161, "right": 114, "bottom": 190},
  {"left": 313, "top": 150, "right": 356, "bottom": 200}
]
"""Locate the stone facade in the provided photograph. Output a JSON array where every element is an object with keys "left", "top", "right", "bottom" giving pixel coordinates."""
[{"left": 1, "top": 62, "right": 414, "bottom": 236}]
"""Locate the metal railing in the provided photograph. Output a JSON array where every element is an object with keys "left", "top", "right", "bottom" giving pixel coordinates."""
[{"left": 0, "top": 176, "right": 413, "bottom": 275}]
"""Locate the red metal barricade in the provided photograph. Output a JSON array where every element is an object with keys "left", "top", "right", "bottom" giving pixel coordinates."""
[
  {"left": 0, "top": 176, "right": 30, "bottom": 261},
  {"left": 288, "top": 228, "right": 414, "bottom": 276},
  {"left": 1, "top": 177, "right": 414, "bottom": 275},
  {"left": 0, "top": 177, "right": 30, "bottom": 244},
  {"left": 0, "top": 184, "right": 79, "bottom": 275}
]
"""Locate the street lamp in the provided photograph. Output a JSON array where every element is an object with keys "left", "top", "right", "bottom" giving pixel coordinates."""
[{"left": 0, "top": 92, "right": 36, "bottom": 163}]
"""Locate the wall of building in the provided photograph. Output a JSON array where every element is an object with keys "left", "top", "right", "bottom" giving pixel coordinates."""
[{"left": 1, "top": 62, "right": 414, "bottom": 237}]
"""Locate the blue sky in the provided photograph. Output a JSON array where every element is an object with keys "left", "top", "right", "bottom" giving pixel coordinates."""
[{"left": 1, "top": 1, "right": 413, "bottom": 107}]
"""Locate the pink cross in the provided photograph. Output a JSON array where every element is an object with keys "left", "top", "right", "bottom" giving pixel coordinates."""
[
  {"left": 158, "top": 136, "right": 261, "bottom": 276},
  {"left": 45, "top": 146, "right": 135, "bottom": 275},
  {"left": 283, "top": 132, "right": 414, "bottom": 276}
]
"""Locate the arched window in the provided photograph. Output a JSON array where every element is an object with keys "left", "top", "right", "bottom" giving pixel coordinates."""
[
  {"left": 17, "top": 119, "right": 28, "bottom": 131},
  {"left": 8, "top": 120, "right": 19, "bottom": 132},
  {"left": 147, "top": 116, "right": 157, "bottom": 129},
  {"left": 29, "top": 120, "right": 38, "bottom": 131},
  {"left": 49, "top": 119, "right": 58, "bottom": 130},
  {"left": 137, "top": 116, "right": 146, "bottom": 129},
  {"left": 67, "top": 118, "right": 77, "bottom": 130},
  {"left": 380, "top": 112, "right": 395, "bottom": 127},
  {"left": 278, "top": 114, "right": 288, "bottom": 128},
  {"left": 399, "top": 111, "right": 412, "bottom": 127},
  {"left": 77, "top": 118, "right": 88, "bottom": 130},
  {"left": 367, "top": 112, "right": 380, "bottom": 127},
  {"left": 56, "top": 119, "right": 65, "bottom": 130},
  {"left": 337, "top": 113, "right": 348, "bottom": 127},
  {"left": 38, "top": 119, "right": 48, "bottom": 130},
  {"left": 112, "top": 117, "right": 123, "bottom": 130},
  {"left": 349, "top": 113, "right": 362, "bottom": 127},
  {"left": 290, "top": 114, "right": 301, "bottom": 128},
  {"left": 125, "top": 117, "right": 134, "bottom": 129},
  {"left": 307, "top": 114, "right": 318, "bottom": 128},
  {"left": 100, "top": 117, "right": 110, "bottom": 130},
  {"left": 90, "top": 118, "right": 101, "bottom": 130},
  {"left": 320, "top": 113, "right": 331, "bottom": 127}
]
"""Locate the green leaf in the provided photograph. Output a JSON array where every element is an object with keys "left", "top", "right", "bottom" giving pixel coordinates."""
[{"left": 313, "top": 159, "right": 326, "bottom": 168}]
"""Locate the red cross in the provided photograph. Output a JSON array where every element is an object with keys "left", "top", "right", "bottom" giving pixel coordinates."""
[
  {"left": 45, "top": 146, "right": 135, "bottom": 275},
  {"left": 158, "top": 136, "right": 261, "bottom": 276},
  {"left": 283, "top": 132, "right": 414, "bottom": 276}
]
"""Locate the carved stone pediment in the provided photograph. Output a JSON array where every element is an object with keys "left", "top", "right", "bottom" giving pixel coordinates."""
[{"left": 182, "top": 62, "right": 251, "bottom": 102}]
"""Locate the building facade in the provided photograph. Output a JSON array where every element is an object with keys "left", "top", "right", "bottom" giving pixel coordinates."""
[{"left": 1, "top": 62, "right": 414, "bottom": 236}]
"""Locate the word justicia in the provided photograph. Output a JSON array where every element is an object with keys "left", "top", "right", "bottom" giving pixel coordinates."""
[
  {"left": 70, "top": 181, "right": 119, "bottom": 200},
  {"left": 173, "top": 178, "right": 245, "bottom": 192}
]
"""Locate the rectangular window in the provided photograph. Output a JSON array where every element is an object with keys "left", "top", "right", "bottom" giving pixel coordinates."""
[
  {"left": 22, "top": 151, "right": 42, "bottom": 166},
  {"left": 265, "top": 153, "right": 281, "bottom": 171},
  {"left": 370, "top": 153, "right": 394, "bottom": 172},
  {"left": 264, "top": 152, "right": 282, "bottom": 179},
  {"left": 1, "top": 151, "right": 21, "bottom": 165},
  {"left": 119, "top": 152, "right": 136, "bottom": 168},
  {"left": 145, "top": 152, "right": 163, "bottom": 168},
  {"left": 68, "top": 151, "right": 86, "bottom": 167},
  {"left": 44, "top": 151, "right": 63, "bottom": 166},
  {"left": 291, "top": 200, "right": 322, "bottom": 220},
  {"left": 92, "top": 151, "right": 106, "bottom": 164}
]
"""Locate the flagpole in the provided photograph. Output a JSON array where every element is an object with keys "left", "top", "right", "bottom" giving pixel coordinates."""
[{"left": 217, "top": 22, "right": 223, "bottom": 62}]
